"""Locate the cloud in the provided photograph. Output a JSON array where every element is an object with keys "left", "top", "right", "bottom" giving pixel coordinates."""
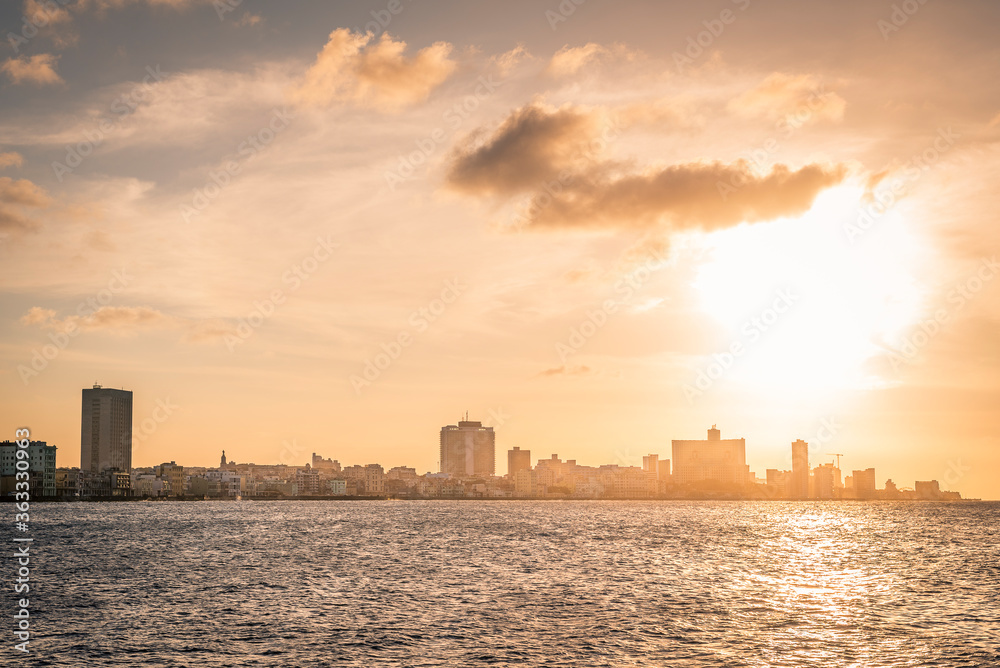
[
  {"left": 293, "top": 29, "right": 457, "bottom": 111},
  {"left": 446, "top": 102, "right": 846, "bottom": 232},
  {"left": 528, "top": 160, "right": 847, "bottom": 230},
  {"left": 75, "top": 0, "right": 215, "bottom": 9},
  {"left": 0, "top": 176, "right": 49, "bottom": 232},
  {"left": 729, "top": 73, "right": 846, "bottom": 124},
  {"left": 447, "top": 102, "right": 604, "bottom": 196},
  {"left": 0, "top": 177, "right": 48, "bottom": 207},
  {"left": 1, "top": 54, "right": 63, "bottom": 86},
  {"left": 19, "top": 304, "right": 237, "bottom": 341},
  {"left": 537, "top": 364, "right": 594, "bottom": 377},
  {"left": 545, "top": 43, "right": 636, "bottom": 77},
  {"left": 235, "top": 12, "right": 263, "bottom": 27},
  {"left": 0, "top": 152, "right": 24, "bottom": 169},
  {"left": 490, "top": 44, "right": 530, "bottom": 77},
  {"left": 19, "top": 306, "right": 56, "bottom": 326},
  {"left": 23, "top": 0, "right": 72, "bottom": 28}
]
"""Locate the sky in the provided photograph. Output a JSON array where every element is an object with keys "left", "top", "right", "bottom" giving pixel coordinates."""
[{"left": 1, "top": 0, "right": 998, "bottom": 498}]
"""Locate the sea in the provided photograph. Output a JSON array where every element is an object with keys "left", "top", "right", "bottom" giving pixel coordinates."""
[{"left": 8, "top": 500, "right": 1000, "bottom": 667}]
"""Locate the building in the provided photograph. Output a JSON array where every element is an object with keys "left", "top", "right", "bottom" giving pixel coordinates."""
[
  {"left": 915, "top": 480, "right": 942, "bottom": 500},
  {"left": 790, "top": 439, "right": 809, "bottom": 499},
  {"left": 439, "top": 418, "right": 495, "bottom": 477},
  {"left": 813, "top": 463, "right": 839, "bottom": 499},
  {"left": 507, "top": 447, "right": 531, "bottom": 477},
  {"left": 55, "top": 467, "right": 79, "bottom": 497},
  {"left": 312, "top": 453, "right": 341, "bottom": 472},
  {"left": 0, "top": 440, "right": 57, "bottom": 497},
  {"left": 156, "top": 461, "right": 185, "bottom": 496},
  {"left": 852, "top": 468, "right": 877, "bottom": 499},
  {"left": 656, "top": 459, "right": 671, "bottom": 483},
  {"left": 766, "top": 469, "right": 790, "bottom": 498},
  {"left": 80, "top": 384, "right": 133, "bottom": 478},
  {"left": 671, "top": 426, "right": 750, "bottom": 487}
]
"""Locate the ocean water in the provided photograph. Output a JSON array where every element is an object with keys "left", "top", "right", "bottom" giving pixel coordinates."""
[{"left": 9, "top": 500, "right": 1000, "bottom": 667}]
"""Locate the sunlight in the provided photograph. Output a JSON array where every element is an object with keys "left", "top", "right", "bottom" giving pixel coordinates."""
[{"left": 691, "top": 184, "right": 926, "bottom": 395}]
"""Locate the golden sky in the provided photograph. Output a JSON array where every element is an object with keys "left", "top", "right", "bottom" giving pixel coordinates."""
[{"left": 1, "top": 0, "right": 998, "bottom": 498}]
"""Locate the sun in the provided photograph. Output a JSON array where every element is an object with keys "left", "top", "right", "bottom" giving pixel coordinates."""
[{"left": 689, "top": 183, "right": 926, "bottom": 397}]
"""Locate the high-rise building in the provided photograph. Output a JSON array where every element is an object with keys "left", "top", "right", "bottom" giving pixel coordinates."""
[
  {"left": 790, "top": 439, "right": 809, "bottom": 498},
  {"left": 439, "top": 418, "right": 495, "bottom": 477},
  {"left": 642, "top": 454, "right": 659, "bottom": 473},
  {"left": 852, "top": 468, "right": 877, "bottom": 499},
  {"left": 671, "top": 426, "right": 751, "bottom": 486},
  {"left": 812, "top": 463, "right": 839, "bottom": 499},
  {"left": 81, "top": 384, "right": 133, "bottom": 475},
  {"left": 508, "top": 447, "right": 531, "bottom": 477}
]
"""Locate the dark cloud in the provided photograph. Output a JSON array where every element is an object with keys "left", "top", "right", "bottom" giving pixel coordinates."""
[{"left": 446, "top": 103, "right": 846, "bottom": 232}]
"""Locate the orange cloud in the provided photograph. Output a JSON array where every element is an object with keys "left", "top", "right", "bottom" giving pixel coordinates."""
[
  {"left": 537, "top": 364, "right": 594, "bottom": 377},
  {"left": 729, "top": 73, "right": 846, "bottom": 124},
  {"left": 447, "top": 103, "right": 603, "bottom": 196},
  {"left": 1, "top": 54, "right": 63, "bottom": 86},
  {"left": 546, "top": 43, "right": 636, "bottom": 77},
  {"left": 0, "top": 152, "right": 24, "bottom": 169},
  {"left": 0, "top": 176, "right": 49, "bottom": 232},
  {"left": 20, "top": 304, "right": 238, "bottom": 341},
  {"left": 446, "top": 102, "right": 846, "bottom": 232},
  {"left": 293, "top": 29, "right": 457, "bottom": 111}
]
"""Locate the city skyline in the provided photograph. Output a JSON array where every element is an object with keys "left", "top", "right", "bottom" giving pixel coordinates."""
[
  {"left": 11, "top": 383, "right": 972, "bottom": 499},
  {"left": 1, "top": 1, "right": 998, "bottom": 502}
]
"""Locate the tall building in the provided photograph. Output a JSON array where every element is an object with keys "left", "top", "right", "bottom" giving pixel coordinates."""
[
  {"left": 439, "top": 418, "right": 495, "bottom": 477},
  {"left": 508, "top": 447, "right": 531, "bottom": 477},
  {"left": 642, "top": 454, "right": 659, "bottom": 473},
  {"left": 812, "top": 463, "right": 839, "bottom": 499},
  {"left": 852, "top": 468, "right": 877, "bottom": 499},
  {"left": 671, "top": 426, "right": 750, "bottom": 486},
  {"left": 80, "top": 384, "right": 133, "bottom": 474},
  {"left": 790, "top": 439, "right": 809, "bottom": 498}
]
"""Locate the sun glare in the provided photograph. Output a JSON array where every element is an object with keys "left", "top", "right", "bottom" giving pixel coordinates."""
[{"left": 691, "top": 184, "right": 925, "bottom": 396}]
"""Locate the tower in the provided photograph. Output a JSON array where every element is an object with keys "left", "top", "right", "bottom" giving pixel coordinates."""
[
  {"left": 80, "top": 384, "right": 133, "bottom": 474},
  {"left": 440, "top": 417, "right": 495, "bottom": 477},
  {"left": 791, "top": 439, "right": 809, "bottom": 498}
]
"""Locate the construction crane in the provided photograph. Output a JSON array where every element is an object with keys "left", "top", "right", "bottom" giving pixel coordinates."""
[{"left": 829, "top": 453, "right": 845, "bottom": 469}]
